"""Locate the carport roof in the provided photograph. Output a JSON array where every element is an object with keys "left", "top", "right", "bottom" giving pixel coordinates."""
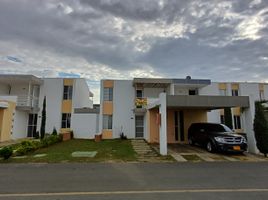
[{"left": 166, "top": 95, "right": 249, "bottom": 109}]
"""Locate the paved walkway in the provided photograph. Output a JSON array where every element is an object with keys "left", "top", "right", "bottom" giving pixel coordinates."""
[
  {"left": 167, "top": 144, "right": 268, "bottom": 162},
  {"left": 131, "top": 140, "right": 172, "bottom": 162}
]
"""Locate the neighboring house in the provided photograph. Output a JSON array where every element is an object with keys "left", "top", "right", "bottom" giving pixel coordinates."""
[
  {"left": 99, "top": 77, "right": 268, "bottom": 155},
  {"left": 0, "top": 74, "right": 97, "bottom": 142}
]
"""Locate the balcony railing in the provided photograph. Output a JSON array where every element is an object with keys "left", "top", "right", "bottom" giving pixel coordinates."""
[{"left": 17, "top": 95, "right": 39, "bottom": 108}]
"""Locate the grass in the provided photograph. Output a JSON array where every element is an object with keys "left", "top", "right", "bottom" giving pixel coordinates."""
[{"left": 2, "top": 139, "right": 138, "bottom": 163}]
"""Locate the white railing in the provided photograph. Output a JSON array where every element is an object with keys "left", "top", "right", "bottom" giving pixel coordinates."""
[{"left": 17, "top": 95, "right": 39, "bottom": 108}]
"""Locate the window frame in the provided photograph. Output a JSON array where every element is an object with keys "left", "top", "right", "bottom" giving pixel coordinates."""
[
  {"left": 103, "top": 115, "right": 113, "bottom": 130},
  {"left": 63, "top": 85, "right": 73, "bottom": 100},
  {"left": 61, "top": 113, "right": 71, "bottom": 128},
  {"left": 103, "top": 87, "right": 113, "bottom": 101},
  {"left": 231, "top": 89, "right": 239, "bottom": 96},
  {"left": 233, "top": 115, "right": 241, "bottom": 129}
]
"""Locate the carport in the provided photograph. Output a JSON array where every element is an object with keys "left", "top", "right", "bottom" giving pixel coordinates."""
[{"left": 147, "top": 93, "right": 251, "bottom": 155}]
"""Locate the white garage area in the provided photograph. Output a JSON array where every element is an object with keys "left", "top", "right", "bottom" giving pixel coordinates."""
[{"left": 72, "top": 109, "right": 99, "bottom": 139}]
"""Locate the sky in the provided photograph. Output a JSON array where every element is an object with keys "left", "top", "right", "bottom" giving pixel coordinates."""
[{"left": 0, "top": 0, "right": 268, "bottom": 103}]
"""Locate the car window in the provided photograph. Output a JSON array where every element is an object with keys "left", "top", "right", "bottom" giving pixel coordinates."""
[
  {"left": 221, "top": 124, "right": 233, "bottom": 132},
  {"left": 207, "top": 124, "right": 226, "bottom": 132}
]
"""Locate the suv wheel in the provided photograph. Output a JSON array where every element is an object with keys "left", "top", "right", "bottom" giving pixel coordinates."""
[
  {"left": 206, "top": 141, "right": 214, "bottom": 153},
  {"left": 188, "top": 137, "right": 195, "bottom": 146}
]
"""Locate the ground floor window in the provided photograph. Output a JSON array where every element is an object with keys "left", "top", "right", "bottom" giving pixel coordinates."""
[
  {"left": 103, "top": 115, "right": 112, "bottom": 129},
  {"left": 27, "top": 114, "right": 38, "bottom": 137},
  {"left": 233, "top": 115, "right": 241, "bottom": 129},
  {"left": 61, "top": 113, "right": 71, "bottom": 128}
]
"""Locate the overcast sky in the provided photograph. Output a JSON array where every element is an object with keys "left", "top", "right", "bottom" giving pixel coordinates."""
[{"left": 0, "top": 0, "right": 268, "bottom": 102}]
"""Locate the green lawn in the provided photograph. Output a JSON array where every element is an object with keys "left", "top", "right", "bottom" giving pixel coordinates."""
[{"left": 3, "top": 139, "right": 138, "bottom": 163}]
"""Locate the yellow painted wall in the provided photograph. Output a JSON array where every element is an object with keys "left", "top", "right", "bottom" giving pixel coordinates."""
[
  {"left": 103, "top": 80, "right": 114, "bottom": 88},
  {"left": 63, "top": 79, "right": 74, "bottom": 86},
  {"left": 149, "top": 108, "right": 159, "bottom": 143},
  {"left": 103, "top": 102, "right": 113, "bottom": 115},
  {"left": 218, "top": 83, "right": 227, "bottom": 90},
  {"left": 102, "top": 130, "right": 113, "bottom": 139},
  {"left": 0, "top": 101, "right": 16, "bottom": 142},
  {"left": 231, "top": 83, "right": 239, "bottom": 90},
  {"left": 62, "top": 100, "right": 72, "bottom": 113}
]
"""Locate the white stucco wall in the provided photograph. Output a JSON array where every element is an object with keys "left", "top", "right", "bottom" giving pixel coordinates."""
[
  {"left": 199, "top": 83, "right": 219, "bottom": 95},
  {"left": 37, "top": 79, "right": 63, "bottom": 133},
  {"left": 10, "top": 84, "right": 30, "bottom": 96},
  {"left": 12, "top": 110, "right": 28, "bottom": 139},
  {"left": 73, "top": 79, "right": 92, "bottom": 109},
  {"left": 144, "top": 87, "right": 166, "bottom": 98},
  {"left": 72, "top": 113, "right": 99, "bottom": 139},
  {"left": 113, "top": 80, "right": 135, "bottom": 138}
]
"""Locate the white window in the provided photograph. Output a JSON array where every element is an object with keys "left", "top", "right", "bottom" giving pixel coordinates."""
[
  {"left": 63, "top": 86, "right": 73, "bottom": 100},
  {"left": 103, "top": 88, "right": 113, "bottom": 101},
  {"left": 219, "top": 89, "right": 227, "bottom": 96},
  {"left": 61, "top": 113, "right": 71, "bottom": 128},
  {"left": 103, "top": 115, "right": 112, "bottom": 129},
  {"left": 232, "top": 89, "right": 239, "bottom": 96}
]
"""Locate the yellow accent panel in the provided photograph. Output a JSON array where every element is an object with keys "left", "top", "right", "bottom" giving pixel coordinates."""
[
  {"left": 62, "top": 100, "right": 72, "bottom": 113},
  {"left": 183, "top": 110, "right": 207, "bottom": 143},
  {"left": 103, "top": 80, "right": 114, "bottom": 88},
  {"left": 60, "top": 128, "right": 71, "bottom": 133},
  {"left": 149, "top": 108, "right": 159, "bottom": 143},
  {"left": 102, "top": 130, "right": 113, "bottom": 139},
  {"left": 231, "top": 83, "right": 239, "bottom": 90},
  {"left": 0, "top": 101, "right": 16, "bottom": 142},
  {"left": 232, "top": 107, "right": 241, "bottom": 115},
  {"left": 64, "top": 79, "right": 74, "bottom": 86},
  {"left": 103, "top": 101, "right": 113, "bottom": 115},
  {"left": 218, "top": 83, "right": 227, "bottom": 90},
  {"left": 259, "top": 83, "right": 264, "bottom": 91}
]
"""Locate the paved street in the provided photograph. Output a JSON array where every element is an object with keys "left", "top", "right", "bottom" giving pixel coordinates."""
[{"left": 0, "top": 162, "right": 268, "bottom": 199}]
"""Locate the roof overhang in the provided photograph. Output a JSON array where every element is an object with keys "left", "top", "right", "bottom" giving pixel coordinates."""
[
  {"left": 0, "top": 74, "right": 43, "bottom": 85},
  {"left": 167, "top": 95, "right": 250, "bottom": 109}
]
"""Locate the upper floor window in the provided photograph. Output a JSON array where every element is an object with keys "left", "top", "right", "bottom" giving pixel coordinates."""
[
  {"left": 219, "top": 89, "right": 227, "bottom": 96},
  {"left": 63, "top": 86, "right": 73, "bottom": 100},
  {"left": 231, "top": 89, "right": 239, "bottom": 96},
  {"left": 103, "top": 87, "right": 113, "bottom": 101}
]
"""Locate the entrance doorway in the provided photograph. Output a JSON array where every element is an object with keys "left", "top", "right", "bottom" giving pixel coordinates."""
[
  {"left": 27, "top": 114, "right": 38, "bottom": 137},
  {"left": 135, "top": 115, "right": 144, "bottom": 138},
  {"left": 174, "top": 111, "right": 184, "bottom": 142}
]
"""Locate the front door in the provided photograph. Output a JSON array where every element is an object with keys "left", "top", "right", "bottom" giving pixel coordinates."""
[
  {"left": 135, "top": 116, "right": 144, "bottom": 138},
  {"left": 174, "top": 111, "right": 184, "bottom": 142},
  {"left": 27, "top": 114, "right": 38, "bottom": 137}
]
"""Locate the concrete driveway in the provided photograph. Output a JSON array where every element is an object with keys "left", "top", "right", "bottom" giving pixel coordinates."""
[{"left": 168, "top": 144, "right": 268, "bottom": 162}]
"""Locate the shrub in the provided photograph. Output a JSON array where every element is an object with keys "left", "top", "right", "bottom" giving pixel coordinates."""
[
  {"left": 224, "top": 107, "right": 233, "bottom": 129},
  {"left": 254, "top": 101, "right": 268, "bottom": 157},
  {"left": 120, "top": 132, "right": 127, "bottom": 140},
  {"left": 41, "top": 134, "right": 62, "bottom": 148},
  {"left": 0, "top": 146, "right": 13, "bottom": 160},
  {"left": 15, "top": 140, "right": 40, "bottom": 156},
  {"left": 35, "top": 131, "right": 40, "bottom": 139},
  {"left": 52, "top": 127, "right": 57, "bottom": 136}
]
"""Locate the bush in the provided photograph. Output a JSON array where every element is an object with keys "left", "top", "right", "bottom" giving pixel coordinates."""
[
  {"left": 15, "top": 140, "right": 40, "bottom": 156},
  {"left": 35, "top": 131, "right": 40, "bottom": 139},
  {"left": 0, "top": 146, "right": 13, "bottom": 160},
  {"left": 52, "top": 127, "right": 57, "bottom": 136},
  {"left": 120, "top": 132, "right": 127, "bottom": 140},
  {"left": 41, "top": 134, "right": 62, "bottom": 148},
  {"left": 254, "top": 101, "right": 268, "bottom": 157}
]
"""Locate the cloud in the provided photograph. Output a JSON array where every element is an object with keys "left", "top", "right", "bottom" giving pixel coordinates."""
[{"left": 0, "top": 0, "right": 268, "bottom": 102}]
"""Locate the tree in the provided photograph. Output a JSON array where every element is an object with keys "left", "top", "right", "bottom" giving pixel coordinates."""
[
  {"left": 40, "top": 96, "right": 46, "bottom": 139},
  {"left": 254, "top": 101, "right": 268, "bottom": 157},
  {"left": 224, "top": 107, "right": 233, "bottom": 129}
]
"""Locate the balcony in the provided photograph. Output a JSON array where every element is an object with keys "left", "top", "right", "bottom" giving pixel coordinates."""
[
  {"left": 133, "top": 97, "right": 148, "bottom": 114},
  {"left": 17, "top": 95, "right": 39, "bottom": 111}
]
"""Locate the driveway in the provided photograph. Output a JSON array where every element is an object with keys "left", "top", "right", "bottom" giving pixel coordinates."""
[{"left": 168, "top": 144, "right": 268, "bottom": 162}]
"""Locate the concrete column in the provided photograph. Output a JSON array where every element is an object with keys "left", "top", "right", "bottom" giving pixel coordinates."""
[
  {"left": 159, "top": 93, "right": 167, "bottom": 155},
  {"left": 170, "top": 84, "right": 175, "bottom": 95},
  {"left": 242, "top": 94, "right": 258, "bottom": 153}
]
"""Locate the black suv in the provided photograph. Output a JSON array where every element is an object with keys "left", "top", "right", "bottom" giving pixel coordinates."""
[{"left": 188, "top": 123, "right": 247, "bottom": 153}]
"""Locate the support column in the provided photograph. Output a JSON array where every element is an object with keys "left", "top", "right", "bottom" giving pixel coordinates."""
[
  {"left": 170, "top": 84, "right": 175, "bottom": 95},
  {"left": 242, "top": 95, "right": 258, "bottom": 153},
  {"left": 159, "top": 93, "right": 167, "bottom": 155}
]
